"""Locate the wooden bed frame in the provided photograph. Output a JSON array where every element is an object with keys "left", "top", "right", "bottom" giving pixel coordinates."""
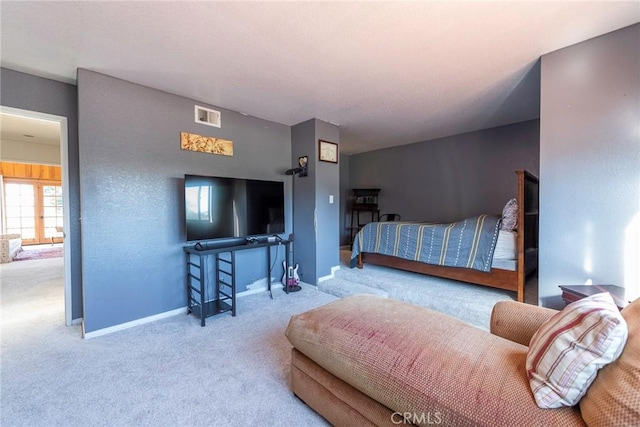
[{"left": 357, "top": 170, "right": 539, "bottom": 302}]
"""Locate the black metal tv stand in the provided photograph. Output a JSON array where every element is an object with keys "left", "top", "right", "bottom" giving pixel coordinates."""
[{"left": 183, "top": 238, "right": 292, "bottom": 326}]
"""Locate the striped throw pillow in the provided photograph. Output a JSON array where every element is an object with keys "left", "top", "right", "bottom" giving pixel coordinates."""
[{"left": 526, "top": 292, "right": 628, "bottom": 408}]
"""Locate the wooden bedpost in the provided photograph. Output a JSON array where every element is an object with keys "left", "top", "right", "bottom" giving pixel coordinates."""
[
  {"left": 517, "top": 171, "right": 525, "bottom": 302},
  {"left": 357, "top": 253, "right": 363, "bottom": 269},
  {"left": 516, "top": 170, "right": 539, "bottom": 303}
]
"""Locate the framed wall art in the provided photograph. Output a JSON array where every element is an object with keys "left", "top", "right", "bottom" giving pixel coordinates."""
[
  {"left": 180, "top": 131, "right": 233, "bottom": 156},
  {"left": 318, "top": 140, "right": 338, "bottom": 163}
]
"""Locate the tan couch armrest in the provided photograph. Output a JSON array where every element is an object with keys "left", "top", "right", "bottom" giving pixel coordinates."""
[{"left": 490, "top": 301, "right": 558, "bottom": 347}]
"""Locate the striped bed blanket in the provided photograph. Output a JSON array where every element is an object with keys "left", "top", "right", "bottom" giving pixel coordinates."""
[{"left": 350, "top": 214, "right": 501, "bottom": 272}]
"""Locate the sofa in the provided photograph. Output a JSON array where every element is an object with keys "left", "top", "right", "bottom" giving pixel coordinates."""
[
  {"left": 285, "top": 294, "right": 639, "bottom": 426},
  {"left": 0, "top": 233, "right": 22, "bottom": 263}
]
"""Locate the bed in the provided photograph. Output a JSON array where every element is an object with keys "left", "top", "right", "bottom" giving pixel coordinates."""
[{"left": 351, "top": 170, "right": 539, "bottom": 302}]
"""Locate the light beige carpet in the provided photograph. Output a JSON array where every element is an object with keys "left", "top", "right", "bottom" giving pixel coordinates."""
[
  {"left": 318, "top": 249, "right": 538, "bottom": 330},
  {"left": 0, "top": 257, "right": 336, "bottom": 427}
]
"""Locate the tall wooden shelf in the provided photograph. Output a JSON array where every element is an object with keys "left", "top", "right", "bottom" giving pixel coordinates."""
[{"left": 349, "top": 188, "right": 381, "bottom": 246}]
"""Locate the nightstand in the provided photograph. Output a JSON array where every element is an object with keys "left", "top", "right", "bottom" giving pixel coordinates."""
[{"left": 558, "top": 284, "right": 628, "bottom": 311}]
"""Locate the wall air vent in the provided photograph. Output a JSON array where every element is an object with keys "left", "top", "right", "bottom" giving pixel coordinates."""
[{"left": 195, "top": 105, "right": 221, "bottom": 128}]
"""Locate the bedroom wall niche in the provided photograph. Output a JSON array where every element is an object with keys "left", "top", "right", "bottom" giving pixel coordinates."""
[
  {"left": 348, "top": 119, "right": 540, "bottom": 224},
  {"left": 539, "top": 24, "right": 640, "bottom": 309}
]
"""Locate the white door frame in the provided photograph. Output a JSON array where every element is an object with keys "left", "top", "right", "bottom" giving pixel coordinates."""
[{"left": 1, "top": 106, "right": 72, "bottom": 326}]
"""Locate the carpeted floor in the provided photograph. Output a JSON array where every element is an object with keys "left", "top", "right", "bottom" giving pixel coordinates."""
[
  {"left": 0, "top": 249, "right": 538, "bottom": 426},
  {"left": 318, "top": 249, "right": 538, "bottom": 330},
  {"left": 0, "top": 257, "right": 336, "bottom": 427}
]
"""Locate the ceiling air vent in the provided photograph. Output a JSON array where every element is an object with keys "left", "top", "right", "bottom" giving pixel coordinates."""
[{"left": 195, "top": 105, "right": 221, "bottom": 128}]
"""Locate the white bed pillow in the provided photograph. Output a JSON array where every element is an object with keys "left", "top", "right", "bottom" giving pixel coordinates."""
[{"left": 493, "top": 230, "right": 516, "bottom": 260}]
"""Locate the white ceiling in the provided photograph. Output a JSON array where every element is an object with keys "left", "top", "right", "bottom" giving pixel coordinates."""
[
  {"left": 0, "top": 113, "right": 61, "bottom": 146},
  {"left": 1, "top": 1, "right": 638, "bottom": 154}
]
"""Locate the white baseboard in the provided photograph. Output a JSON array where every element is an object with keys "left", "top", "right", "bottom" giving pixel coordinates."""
[
  {"left": 83, "top": 307, "right": 186, "bottom": 339},
  {"left": 82, "top": 281, "right": 286, "bottom": 338},
  {"left": 237, "top": 282, "right": 283, "bottom": 297},
  {"left": 318, "top": 265, "right": 340, "bottom": 283},
  {"left": 71, "top": 317, "right": 83, "bottom": 326}
]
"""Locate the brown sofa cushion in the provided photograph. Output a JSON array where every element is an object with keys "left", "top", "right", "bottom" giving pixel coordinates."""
[
  {"left": 580, "top": 297, "right": 640, "bottom": 425},
  {"left": 291, "top": 348, "right": 393, "bottom": 426},
  {"left": 286, "top": 294, "right": 584, "bottom": 426}
]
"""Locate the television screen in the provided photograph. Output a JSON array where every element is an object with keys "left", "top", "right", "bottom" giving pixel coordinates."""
[{"left": 185, "top": 174, "right": 284, "bottom": 242}]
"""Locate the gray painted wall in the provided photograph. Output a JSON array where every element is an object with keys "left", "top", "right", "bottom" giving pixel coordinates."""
[
  {"left": 314, "top": 120, "right": 340, "bottom": 279},
  {"left": 291, "top": 119, "right": 317, "bottom": 283},
  {"left": 77, "top": 70, "right": 292, "bottom": 332},
  {"left": 349, "top": 120, "right": 540, "bottom": 224},
  {"left": 0, "top": 67, "right": 83, "bottom": 321},
  {"left": 290, "top": 119, "right": 340, "bottom": 283},
  {"left": 539, "top": 24, "right": 640, "bottom": 308},
  {"left": 339, "top": 153, "right": 350, "bottom": 246}
]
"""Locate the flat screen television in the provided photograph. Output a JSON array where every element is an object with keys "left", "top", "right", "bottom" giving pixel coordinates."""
[{"left": 185, "top": 174, "right": 285, "bottom": 242}]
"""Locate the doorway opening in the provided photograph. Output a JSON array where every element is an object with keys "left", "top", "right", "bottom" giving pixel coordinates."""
[{"left": 0, "top": 106, "right": 72, "bottom": 326}]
